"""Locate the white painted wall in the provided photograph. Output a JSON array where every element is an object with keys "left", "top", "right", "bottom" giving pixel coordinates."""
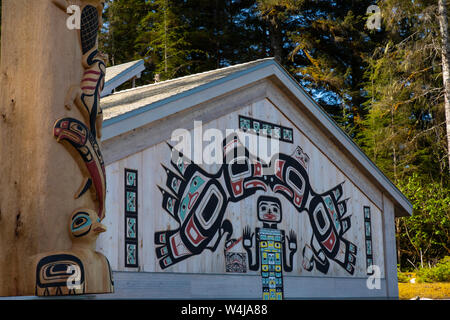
[{"left": 97, "top": 98, "right": 386, "bottom": 280}]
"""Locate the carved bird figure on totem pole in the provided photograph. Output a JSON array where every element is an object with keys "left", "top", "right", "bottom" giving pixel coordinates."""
[{"left": 33, "top": 209, "right": 113, "bottom": 296}]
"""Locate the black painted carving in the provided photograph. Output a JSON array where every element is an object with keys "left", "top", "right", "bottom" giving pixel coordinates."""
[
  {"left": 35, "top": 254, "right": 85, "bottom": 296},
  {"left": 239, "top": 115, "right": 294, "bottom": 143},
  {"left": 80, "top": 5, "right": 99, "bottom": 55},
  {"left": 155, "top": 134, "right": 357, "bottom": 275},
  {"left": 125, "top": 169, "right": 138, "bottom": 268},
  {"left": 364, "top": 206, "right": 374, "bottom": 274}
]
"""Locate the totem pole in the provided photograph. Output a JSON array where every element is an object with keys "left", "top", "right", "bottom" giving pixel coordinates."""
[{"left": 0, "top": 0, "right": 112, "bottom": 296}]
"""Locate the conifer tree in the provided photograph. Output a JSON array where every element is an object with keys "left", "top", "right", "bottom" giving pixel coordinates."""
[
  {"left": 360, "top": 0, "right": 448, "bottom": 182},
  {"left": 255, "top": 0, "right": 299, "bottom": 64},
  {"left": 287, "top": 0, "right": 381, "bottom": 136},
  {"left": 101, "top": 0, "right": 148, "bottom": 66},
  {"left": 359, "top": 0, "right": 450, "bottom": 269},
  {"left": 136, "top": 0, "right": 195, "bottom": 80}
]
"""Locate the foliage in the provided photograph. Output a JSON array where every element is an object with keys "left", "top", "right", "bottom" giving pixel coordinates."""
[
  {"left": 416, "top": 256, "right": 450, "bottom": 283},
  {"left": 136, "top": 0, "right": 193, "bottom": 80},
  {"left": 254, "top": 0, "right": 299, "bottom": 64},
  {"left": 100, "top": 0, "right": 151, "bottom": 86},
  {"left": 397, "top": 270, "right": 411, "bottom": 283},
  {"left": 397, "top": 175, "right": 450, "bottom": 270},
  {"left": 357, "top": 0, "right": 450, "bottom": 271},
  {"left": 99, "top": 0, "right": 380, "bottom": 134},
  {"left": 288, "top": 0, "right": 383, "bottom": 136},
  {"left": 101, "top": 0, "right": 149, "bottom": 65},
  {"left": 358, "top": 0, "right": 448, "bottom": 182},
  {"left": 101, "top": 0, "right": 271, "bottom": 82}
]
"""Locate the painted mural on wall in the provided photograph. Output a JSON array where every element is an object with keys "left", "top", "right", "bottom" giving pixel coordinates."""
[
  {"left": 154, "top": 127, "right": 358, "bottom": 277},
  {"left": 33, "top": 1, "right": 113, "bottom": 296},
  {"left": 243, "top": 196, "right": 297, "bottom": 300},
  {"left": 125, "top": 169, "right": 139, "bottom": 268},
  {"left": 239, "top": 115, "right": 294, "bottom": 143},
  {"left": 225, "top": 252, "right": 247, "bottom": 273},
  {"left": 364, "top": 206, "right": 374, "bottom": 274}
]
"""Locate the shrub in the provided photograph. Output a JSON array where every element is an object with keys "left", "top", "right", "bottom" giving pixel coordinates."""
[
  {"left": 417, "top": 256, "right": 450, "bottom": 283},
  {"left": 398, "top": 272, "right": 410, "bottom": 283}
]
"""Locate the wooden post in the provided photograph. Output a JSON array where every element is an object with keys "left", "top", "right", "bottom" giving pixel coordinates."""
[{"left": 0, "top": 0, "right": 112, "bottom": 296}]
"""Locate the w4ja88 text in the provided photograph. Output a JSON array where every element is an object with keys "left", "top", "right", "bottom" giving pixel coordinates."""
[
  {"left": 224, "top": 304, "right": 268, "bottom": 317},
  {"left": 180, "top": 304, "right": 268, "bottom": 318}
]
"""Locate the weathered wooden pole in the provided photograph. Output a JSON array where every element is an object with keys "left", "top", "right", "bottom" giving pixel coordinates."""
[
  {"left": 438, "top": 0, "right": 450, "bottom": 172},
  {"left": 0, "top": 0, "right": 112, "bottom": 296}
]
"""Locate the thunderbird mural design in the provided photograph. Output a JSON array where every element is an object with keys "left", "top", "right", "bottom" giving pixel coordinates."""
[{"left": 155, "top": 134, "right": 357, "bottom": 275}]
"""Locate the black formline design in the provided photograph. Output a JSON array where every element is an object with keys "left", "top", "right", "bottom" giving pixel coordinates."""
[
  {"left": 239, "top": 115, "right": 294, "bottom": 143},
  {"left": 80, "top": 5, "right": 99, "bottom": 55},
  {"left": 363, "top": 206, "right": 374, "bottom": 275},
  {"left": 35, "top": 254, "right": 85, "bottom": 296},
  {"left": 125, "top": 169, "right": 138, "bottom": 268},
  {"left": 155, "top": 133, "right": 357, "bottom": 275}
]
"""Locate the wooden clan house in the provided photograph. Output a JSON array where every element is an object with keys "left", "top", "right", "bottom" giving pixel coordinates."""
[{"left": 95, "top": 58, "right": 412, "bottom": 299}]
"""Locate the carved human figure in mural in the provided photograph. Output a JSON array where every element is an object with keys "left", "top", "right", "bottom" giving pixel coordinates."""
[
  {"left": 33, "top": 209, "right": 113, "bottom": 296},
  {"left": 155, "top": 132, "right": 357, "bottom": 276},
  {"left": 243, "top": 195, "right": 297, "bottom": 300}
]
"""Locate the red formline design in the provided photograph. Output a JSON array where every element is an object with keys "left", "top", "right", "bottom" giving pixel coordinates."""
[{"left": 225, "top": 236, "right": 243, "bottom": 252}]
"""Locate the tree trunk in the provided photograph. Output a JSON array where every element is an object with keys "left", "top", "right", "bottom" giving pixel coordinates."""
[
  {"left": 268, "top": 15, "right": 283, "bottom": 64},
  {"left": 164, "top": 0, "right": 168, "bottom": 74},
  {"left": 0, "top": 0, "right": 84, "bottom": 296},
  {"left": 438, "top": 0, "right": 450, "bottom": 172}
]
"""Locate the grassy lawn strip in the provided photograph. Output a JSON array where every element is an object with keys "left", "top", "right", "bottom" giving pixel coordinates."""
[{"left": 398, "top": 282, "right": 450, "bottom": 300}]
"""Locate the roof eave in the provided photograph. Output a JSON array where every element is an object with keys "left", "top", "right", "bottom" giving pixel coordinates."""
[
  {"left": 102, "top": 59, "right": 413, "bottom": 217},
  {"left": 102, "top": 60, "right": 146, "bottom": 97}
]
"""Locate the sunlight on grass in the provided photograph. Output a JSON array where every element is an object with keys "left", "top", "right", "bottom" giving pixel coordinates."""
[{"left": 398, "top": 282, "right": 450, "bottom": 300}]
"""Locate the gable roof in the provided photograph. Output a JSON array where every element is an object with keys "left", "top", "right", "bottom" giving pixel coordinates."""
[
  {"left": 102, "top": 59, "right": 146, "bottom": 97},
  {"left": 100, "top": 58, "right": 413, "bottom": 217},
  {"left": 101, "top": 58, "right": 273, "bottom": 120}
]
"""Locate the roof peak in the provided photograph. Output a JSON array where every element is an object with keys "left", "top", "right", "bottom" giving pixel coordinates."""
[{"left": 108, "top": 58, "right": 276, "bottom": 97}]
